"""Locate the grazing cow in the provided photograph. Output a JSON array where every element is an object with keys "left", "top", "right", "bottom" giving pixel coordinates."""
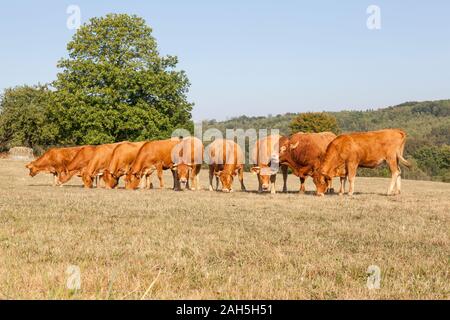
[
  {"left": 82, "top": 142, "right": 125, "bottom": 188},
  {"left": 125, "top": 138, "right": 181, "bottom": 190},
  {"left": 207, "top": 139, "right": 246, "bottom": 193},
  {"left": 58, "top": 145, "right": 97, "bottom": 185},
  {"left": 103, "top": 141, "right": 147, "bottom": 189},
  {"left": 250, "top": 134, "right": 288, "bottom": 194},
  {"left": 25, "top": 146, "right": 83, "bottom": 186},
  {"left": 313, "top": 129, "right": 410, "bottom": 196},
  {"left": 279, "top": 132, "right": 336, "bottom": 194},
  {"left": 171, "top": 137, "right": 204, "bottom": 191}
]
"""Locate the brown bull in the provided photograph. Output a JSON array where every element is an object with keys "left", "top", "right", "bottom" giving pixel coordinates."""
[
  {"left": 81, "top": 142, "right": 125, "bottom": 188},
  {"left": 250, "top": 134, "right": 288, "bottom": 194},
  {"left": 279, "top": 132, "right": 336, "bottom": 194},
  {"left": 207, "top": 139, "right": 246, "bottom": 193},
  {"left": 103, "top": 141, "right": 147, "bottom": 189},
  {"left": 125, "top": 138, "right": 181, "bottom": 190},
  {"left": 171, "top": 137, "right": 204, "bottom": 191},
  {"left": 25, "top": 146, "right": 83, "bottom": 186},
  {"left": 59, "top": 145, "right": 97, "bottom": 185},
  {"left": 313, "top": 129, "right": 410, "bottom": 196}
]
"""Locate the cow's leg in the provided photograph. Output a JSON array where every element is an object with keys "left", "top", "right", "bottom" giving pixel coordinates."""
[
  {"left": 97, "top": 175, "right": 105, "bottom": 188},
  {"left": 193, "top": 165, "right": 201, "bottom": 191},
  {"left": 281, "top": 165, "right": 288, "bottom": 193},
  {"left": 327, "top": 178, "right": 334, "bottom": 194},
  {"left": 395, "top": 167, "right": 402, "bottom": 195},
  {"left": 156, "top": 165, "right": 164, "bottom": 189},
  {"left": 299, "top": 177, "right": 306, "bottom": 194},
  {"left": 257, "top": 174, "right": 263, "bottom": 193},
  {"left": 347, "top": 165, "right": 358, "bottom": 196},
  {"left": 270, "top": 174, "right": 276, "bottom": 194},
  {"left": 387, "top": 158, "right": 400, "bottom": 196},
  {"left": 146, "top": 173, "right": 154, "bottom": 190},
  {"left": 339, "top": 177, "right": 347, "bottom": 196},
  {"left": 208, "top": 165, "right": 215, "bottom": 191},
  {"left": 186, "top": 172, "right": 191, "bottom": 190},
  {"left": 171, "top": 169, "right": 180, "bottom": 191},
  {"left": 196, "top": 174, "right": 201, "bottom": 191},
  {"left": 239, "top": 166, "right": 246, "bottom": 191},
  {"left": 53, "top": 174, "right": 58, "bottom": 187},
  {"left": 95, "top": 175, "right": 98, "bottom": 188}
]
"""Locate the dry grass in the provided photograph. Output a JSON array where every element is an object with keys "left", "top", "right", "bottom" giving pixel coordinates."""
[{"left": 0, "top": 159, "right": 449, "bottom": 300}]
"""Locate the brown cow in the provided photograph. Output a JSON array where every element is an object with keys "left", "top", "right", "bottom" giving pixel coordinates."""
[
  {"left": 103, "top": 141, "right": 147, "bottom": 189},
  {"left": 313, "top": 129, "right": 410, "bottom": 196},
  {"left": 279, "top": 132, "right": 336, "bottom": 194},
  {"left": 82, "top": 142, "right": 125, "bottom": 188},
  {"left": 25, "top": 146, "right": 83, "bottom": 186},
  {"left": 171, "top": 137, "right": 204, "bottom": 191},
  {"left": 125, "top": 138, "right": 181, "bottom": 190},
  {"left": 58, "top": 145, "right": 97, "bottom": 185},
  {"left": 250, "top": 134, "right": 288, "bottom": 194},
  {"left": 207, "top": 139, "right": 246, "bottom": 193}
]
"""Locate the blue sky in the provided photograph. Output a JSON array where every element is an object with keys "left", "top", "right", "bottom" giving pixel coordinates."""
[{"left": 1, "top": 1, "right": 449, "bottom": 120}]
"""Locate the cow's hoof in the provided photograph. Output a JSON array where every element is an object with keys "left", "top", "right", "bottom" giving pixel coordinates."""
[
  {"left": 316, "top": 193, "right": 325, "bottom": 197},
  {"left": 338, "top": 192, "right": 344, "bottom": 196}
]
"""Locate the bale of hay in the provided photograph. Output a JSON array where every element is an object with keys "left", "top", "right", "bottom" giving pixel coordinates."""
[{"left": 8, "top": 147, "right": 35, "bottom": 161}]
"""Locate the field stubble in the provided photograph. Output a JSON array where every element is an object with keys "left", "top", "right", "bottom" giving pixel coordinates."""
[{"left": 0, "top": 159, "right": 449, "bottom": 299}]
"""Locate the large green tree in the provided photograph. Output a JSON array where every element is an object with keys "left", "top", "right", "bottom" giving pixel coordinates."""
[
  {"left": 289, "top": 112, "right": 340, "bottom": 134},
  {"left": 51, "top": 14, "right": 193, "bottom": 145},
  {"left": 0, "top": 85, "right": 57, "bottom": 149}
]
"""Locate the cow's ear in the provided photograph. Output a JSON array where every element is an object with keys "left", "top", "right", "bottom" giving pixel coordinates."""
[
  {"left": 171, "top": 165, "right": 178, "bottom": 171},
  {"left": 290, "top": 142, "right": 299, "bottom": 150},
  {"left": 280, "top": 146, "right": 287, "bottom": 153},
  {"left": 250, "top": 167, "right": 260, "bottom": 174},
  {"left": 214, "top": 170, "right": 222, "bottom": 177}
]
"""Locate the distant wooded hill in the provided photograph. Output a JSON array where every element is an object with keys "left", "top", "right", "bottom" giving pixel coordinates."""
[{"left": 203, "top": 100, "right": 450, "bottom": 182}]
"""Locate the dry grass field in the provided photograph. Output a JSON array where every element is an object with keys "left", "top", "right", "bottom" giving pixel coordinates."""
[{"left": 0, "top": 159, "right": 449, "bottom": 300}]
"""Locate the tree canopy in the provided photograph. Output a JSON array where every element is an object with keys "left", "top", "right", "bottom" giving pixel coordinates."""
[
  {"left": 289, "top": 112, "right": 340, "bottom": 134},
  {"left": 50, "top": 13, "right": 193, "bottom": 145},
  {"left": 0, "top": 85, "right": 56, "bottom": 149}
]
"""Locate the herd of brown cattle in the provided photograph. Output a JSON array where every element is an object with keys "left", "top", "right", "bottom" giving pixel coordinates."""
[{"left": 25, "top": 129, "right": 410, "bottom": 196}]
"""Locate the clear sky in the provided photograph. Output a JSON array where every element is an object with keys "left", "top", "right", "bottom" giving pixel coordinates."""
[{"left": 1, "top": 1, "right": 449, "bottom": 120}]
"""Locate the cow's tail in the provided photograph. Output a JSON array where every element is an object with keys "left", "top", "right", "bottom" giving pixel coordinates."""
[{"left": 397, "top": 132, "right": 411, "bottom": 168}]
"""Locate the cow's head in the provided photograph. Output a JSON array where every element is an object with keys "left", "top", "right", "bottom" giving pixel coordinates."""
[
  {"left": 312, "top": 171, "right": 331, "bottom": 196},
  {"left": 279, "top": 140, "right": 298, "bottom": 164},
  {"left": 25, "top": 162, "right": 38, "bottom": 177},
  {"left": 103, "top": 170, "right": 119, "bottom": 189},
  {"left": 172, "top": 163, "right": 192, "bottom": 188},
  {"left": 215, "top": 170, "right": 235, "bottom": 192},
  {"left": 125, "top": 171, "right": 141, "bottom": 190},
  {"left": 251, "top": 166, "right": 276, "bottom": 191}
]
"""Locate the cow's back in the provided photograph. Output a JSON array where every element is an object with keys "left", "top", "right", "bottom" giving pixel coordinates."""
[
  {"left": 67, "top": 146, "right": 97, "bottom": 171},
  {"left": 251, "top": 134, "right": 284, "bottom": 166},
  {"left": 108, "top": 141, "right": 146, "bottom": 173},
  {"left": 290, "top": 132, "right": 336, "bottom": 167},
  {"left": 173, "top": 137, "right": 204, "bottom": 165},
  {"left": 208, "top": 139, "right": 244, "bottom": 167}
]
